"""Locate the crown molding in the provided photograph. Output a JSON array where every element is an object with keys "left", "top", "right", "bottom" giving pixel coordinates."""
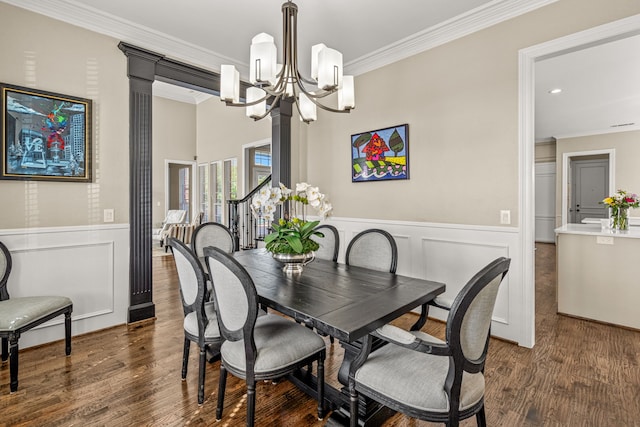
[
  {"left": 2, "top": 0, "right": 556, "bottom": 78},
  {"left": 344, "top": 0, "right": 558, "bottom": 75},
  {"left": 552, "top": 124, "right": 640, "bottom": 141},
  {"left": 0, "top": 0, "right": 248, "bottom": 75}
]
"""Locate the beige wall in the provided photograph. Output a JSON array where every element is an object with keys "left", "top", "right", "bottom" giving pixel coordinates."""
[
  {"left": 195, "top": 97, "right": 271, "bottom": 195},
  {"left": 0, "top": 3, "right": 129, "bottom": 229},
  {"left": 152, "top": 96, "right": 197, "bottom": 225},
  {"left": 2, "top": 0, "right": 640, "bottom": 232},
  {"left": 536, "top": 141, "right": 557, "bottom": 163},
  {"left": 305, "top": 0, "right": 640, "bottom": 226},
  {"left": 555, "top": 130, "right": 640, "bottom": 219}
]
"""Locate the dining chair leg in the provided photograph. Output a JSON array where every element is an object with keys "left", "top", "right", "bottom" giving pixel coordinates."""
[
  {"left": 198, "top": 346, "right": 206, "bottom": 404},
  {"left": 216, "top": 365, "right": 227, "bottom": 420},
  {"left": 181, "top": 338, "right": 190, "bottom": 379},
  {"left": 9, "top": 334, "right": 19, "bottom": 392},
  {"left": 317, "top": 353, "right": 325, "bottom": 420},
  {"left": 1, "top": 337, "right": 7, "bottom": 362},
  {"left": 349, "top": 379, "right": 358, "bottom": 427},
  {"left": 64, "top": 310, "right": 72, "bottom": 356},
  {"left": 247, "top": 381, "right": 256, "bottom": 427},
  {"left": 476, "top": 406, "right": 487, "bottom": 427}
]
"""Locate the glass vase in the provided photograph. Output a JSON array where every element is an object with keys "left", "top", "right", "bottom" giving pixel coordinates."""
[{"left": 611, "top": 206, "right": 629, "bottom": 231}]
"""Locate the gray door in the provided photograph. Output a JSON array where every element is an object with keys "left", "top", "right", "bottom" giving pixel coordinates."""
[{"left": 570, "top": 159, "right": 609, "bottom": 223}]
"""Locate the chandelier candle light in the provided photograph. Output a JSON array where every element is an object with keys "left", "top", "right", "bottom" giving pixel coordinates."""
[{"left": 219, "top": 1, "right": 355, "bottom": 123}]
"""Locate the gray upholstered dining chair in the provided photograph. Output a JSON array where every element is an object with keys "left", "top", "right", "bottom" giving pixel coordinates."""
[
  {"left": 345, "top": 228, "right": 397, "bottom": 273},
  {"left": 313, "top": 224, "right": 339, "bottom": 262},
  {"left": 167, "top": 237, "right": 223, "bottom": 405},
  {"left": 0, "top": 241, "right": 73, "bottom": 393},
  {"left": 203, "top": 246, "right": 327, "bottom": 427},
  {"left": 191, "top": 222, "right": 235, "bottom": 257},
  {"left": 348, "top": 257, "right": 511, "bottom": 427}
]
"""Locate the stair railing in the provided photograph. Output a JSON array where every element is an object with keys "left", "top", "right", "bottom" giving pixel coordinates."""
[{"left": 227, "top": 175, "right": 272, "bottom": 250}]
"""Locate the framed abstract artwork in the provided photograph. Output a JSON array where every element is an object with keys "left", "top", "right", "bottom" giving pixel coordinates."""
[
  {"left": 351, "top": 124, "right": 409, "bottom": 182},
  {"left": 0, "top": 83, "right": 92, "bottom": 182}
]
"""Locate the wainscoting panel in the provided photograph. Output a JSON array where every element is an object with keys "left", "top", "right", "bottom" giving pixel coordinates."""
[
  {"left": 0, "top": 224, "right": 129, "bottom": 349},
  {"left": 421, "top": 238, "right": 510, "bottom": 324},
  {"left": 326, "top": 217, "right": 522, "bottom": 344}
]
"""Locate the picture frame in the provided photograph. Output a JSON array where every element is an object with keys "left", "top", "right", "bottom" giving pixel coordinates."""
[
  {"left": 351, "top": 123, "right": 409, "bottom": 182},
  {"left": 1, "top": 83, "right": 92, "bottom": 182}
]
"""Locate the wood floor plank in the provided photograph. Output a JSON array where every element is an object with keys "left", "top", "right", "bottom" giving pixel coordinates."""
[{"left": 1, "top": 243, "right": 639, "bottom": 426}]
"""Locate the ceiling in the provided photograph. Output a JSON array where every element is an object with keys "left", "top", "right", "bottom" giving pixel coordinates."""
[
  {"left": 535, "top": 34, "right": 640, "bottom": 142},
  {"left": 3, "top": 0, "right": 638, "bottom": 141}
]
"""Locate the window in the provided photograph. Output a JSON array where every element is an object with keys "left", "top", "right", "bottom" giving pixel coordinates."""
[
  {"left": 212, "top": 161, "right": 223, "bottom": 224},
  {"left": 224, "top": 158, "right": 238, "bottom": 200},
  {"left": 178, "top": 167, "right": 190, "bottom": 219},
  {"left": 254, "top": 150, "right": 271, "bottom": 167},
  {"left": 198, "top": 163, "right": 209, "bottom": 222}
]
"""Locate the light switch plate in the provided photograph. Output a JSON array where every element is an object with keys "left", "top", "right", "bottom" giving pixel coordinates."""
[
  {"left": 104, "top": 209, "right": 114, "bottom": 223},
  {"left": 500, "top": 210, "right": 511, "bottom": 225}
]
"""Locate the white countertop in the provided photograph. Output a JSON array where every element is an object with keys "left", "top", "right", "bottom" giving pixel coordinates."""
[
  {"left": 555, "top": 223, "right": 640, "bottom": 239},
  {"left": 581, "top": 217, "right": 640, "bottom": 225}
]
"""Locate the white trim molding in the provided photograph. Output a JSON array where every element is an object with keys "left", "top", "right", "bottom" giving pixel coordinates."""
[{"left": 519, "top": 13, "right": 640, "bottom": 348}]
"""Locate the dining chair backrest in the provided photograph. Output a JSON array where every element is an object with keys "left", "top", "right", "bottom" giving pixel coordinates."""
[
  {"left": 345, "top": 229, "right": 397, "bottom": 274},
  {"left": 0, "top": 241, "right": 11, "bottom": 300},
  {"left": 447, "top": 257, "right": 511, "bottom": 365},
  {"left": 169, "top": 238, "right": 209, "bottom": 339},
  {"left": 191, "top": 222, "right": 235, "bottom": 257},
  {"left": 313, "top": 224, "right": 339, "bottom": 262},
  {"left": 203, "top": 246, "right": 259, "bottom": 344}
]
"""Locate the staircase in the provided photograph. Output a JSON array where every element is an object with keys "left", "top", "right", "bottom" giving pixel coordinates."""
[{"left": 226, "top": 175, "right": 272, "bottom": 250}]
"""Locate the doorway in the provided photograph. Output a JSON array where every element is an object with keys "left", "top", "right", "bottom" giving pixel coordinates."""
[
  {"left": 165, "top": 160, "right": 197, "bottom": 222},
  {"left": 568, "top": 157, "right": 609, "bottom": 223},
  {"left": 561, "top": 150, "right": 614, "bottom": 225},
  {"left": 243, "top": 138, "right": 272, "bottom": 194},
  {"left": 520, "top": 15, "right": 640, "bottom": 347}
]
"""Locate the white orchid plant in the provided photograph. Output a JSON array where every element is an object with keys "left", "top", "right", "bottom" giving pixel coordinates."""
[{"left": 251, "top": 182, "right": 333, "bottom": 254}]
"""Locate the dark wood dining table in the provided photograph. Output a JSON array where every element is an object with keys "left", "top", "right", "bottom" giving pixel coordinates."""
[{"left": 228, "top": 249, "right": 446, "bottom": 426}]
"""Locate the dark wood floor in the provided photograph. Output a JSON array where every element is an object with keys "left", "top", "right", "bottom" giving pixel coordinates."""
[{"left": 1, "top": 243, "right": 639, "bottom": 426}]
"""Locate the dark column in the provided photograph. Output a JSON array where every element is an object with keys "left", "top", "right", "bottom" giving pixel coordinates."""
[
  {"left": 119, "top": 43, "right": 163, "bottom": 323},
  {"left": 271, "top": 98, "right": 293, "bottom": 189}
]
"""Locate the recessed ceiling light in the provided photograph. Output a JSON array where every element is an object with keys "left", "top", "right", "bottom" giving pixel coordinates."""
[{"left": 548, "top": 88, "right": 562, "bottom": 94}]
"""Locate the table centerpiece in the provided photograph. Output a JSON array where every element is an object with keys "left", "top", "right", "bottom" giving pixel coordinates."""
[
  {"left": 602, "top": 189, "right": 639, "bottom": 231},
  {"left": 251, "top": 182, "right": 332, "bottom": 273}
]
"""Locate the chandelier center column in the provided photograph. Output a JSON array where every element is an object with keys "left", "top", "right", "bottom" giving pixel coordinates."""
[{"left": 271, "top": 98, "right": 293, "bottom": 190}]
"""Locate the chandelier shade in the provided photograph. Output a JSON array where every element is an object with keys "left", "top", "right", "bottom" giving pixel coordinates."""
[{"left": 219, "top": 1, "right": 355, "bottom": 123}]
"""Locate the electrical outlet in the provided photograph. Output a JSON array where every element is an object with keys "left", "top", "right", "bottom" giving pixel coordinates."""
[
  {"left": 500, "top": 210, "right": 511, "bottom": 225},
  {"left": 596, "top": 236, "right": 614, "bottom": 245},
  {"left": 104, "top": 209, "right": 114, "bottom": 223}
]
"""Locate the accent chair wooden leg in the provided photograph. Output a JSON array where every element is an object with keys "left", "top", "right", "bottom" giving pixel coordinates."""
[
  {"left": 181, "top": 338, "right": 190, "bottom": 379},
  {"left": 216, "top": 365, "right": 227, "bottom": 420},
  {"left": 247, "top": 381, "right": 256, "bottom": 427},
  {"left": 64, "top": 310, "right": 72, "bottom": 356},
  {"left": 476, "top": 405, "right": 487, "bottom": 427},
  {"left": 198, "top": 346, "right": 206, "bottom": 405},
  {"left": 349, "top": 378, "right": 358, "bottom": 427},
  {"left": 317, "top": 352, "right": 325, "bottom": 420},
  {"left": 1, "top": 337, "right": 7, "bottom": 362},
  {"left": 9, "top": 334, "right": 19, "bottom": 392}
]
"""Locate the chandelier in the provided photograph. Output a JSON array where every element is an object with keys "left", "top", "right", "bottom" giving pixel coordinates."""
[{"left": 219, "top": 1, "right": 355, "bottom": 123}]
